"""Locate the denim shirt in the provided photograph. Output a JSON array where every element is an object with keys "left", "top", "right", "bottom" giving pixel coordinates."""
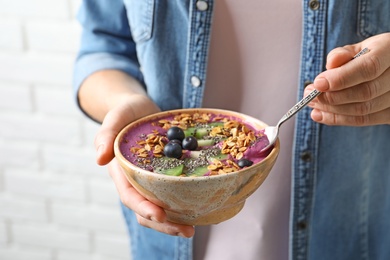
[{"left": 74, "top": 1, "right": 390, "bottom": 259}]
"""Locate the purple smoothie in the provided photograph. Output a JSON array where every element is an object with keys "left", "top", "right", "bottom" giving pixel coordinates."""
[{"left": 119, "top": 112, "right": 271, "bottom": 176}]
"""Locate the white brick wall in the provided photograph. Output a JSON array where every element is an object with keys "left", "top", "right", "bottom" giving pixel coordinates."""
[{"left": 0, "top": 1, "right": 132, "bottom": 259}]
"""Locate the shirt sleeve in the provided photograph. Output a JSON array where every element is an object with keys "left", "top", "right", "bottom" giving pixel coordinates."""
[{"left": 73, "top": 0, "right": 144, "bottom": 119}]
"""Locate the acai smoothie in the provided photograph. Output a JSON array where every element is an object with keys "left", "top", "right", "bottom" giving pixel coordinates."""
[{"left": 119, "top": 111, "right": 271, "bottom": 177}]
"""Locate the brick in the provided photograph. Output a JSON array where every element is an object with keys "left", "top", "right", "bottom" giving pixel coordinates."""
[
  {"left": 0, "top": 140, "right": 40, "bottom": 169},
  {"left": 0, "top": 81, "right": 33, "bottom": 112},
  {"left": 12, "top": 223, "right": 90, "bottom": 252},
  {"left": 89, "top": 179, "right": 120, "bottom": 206},
  {"left": 26, "top": 21, "right": 81, "bottom": 54},
  {"left": 42, "top": 144, "right": 106, "bottom": 176},
  {"left": 0, "top": 52, "right": 75, "bottom": 85},
  {"left": 4, "top": 169, "right": 87, "bottom": 202},
  {"left": 4, "top": 169, "right": 48, "bottom": 198},
  {"left": 0, "top": 113, "right": 82, "bottom": 145},
  {"left": 0, "top": 0, "right": 70, "bottom": 19},
  {"left": 70, "top": 0, "right": 82, "bottom": 18},
  {"left": 0, "top": 1, "right": 136, "bottom": 259},
  {"left": 95, "top": 233, "right": 131, "bottom": 259},
  {"left": 0, "top": 170, "right": 3, "bottom": 192},
  {"left": 83, "top": 119, "right": 101, "bottom": 145},
  {"left": 0, "top": 19, "right": 24, "bottom": 51},
  {"left": 57, "top": 251, "right": 129, "bottom": 260},
  {"left": 0, "top": 195, "right": 47, "bottom": 222},
  {"left": 0, "top": 221, "right": 7, "bottom": 244},
  {"left": 34, "top": 84, "right": 82, "bottom": 117},
  {"left": 51, "top": 203, "right": 127, "bottom": 234},
  {"left": 57, "top": 251, "right": 94, "bottom": 260},
  {"left": 0, "top": 246, "right": 51, "bottom": 260},
  {"left": 96, "top": 255, "right": 130, "bottom": 260}
]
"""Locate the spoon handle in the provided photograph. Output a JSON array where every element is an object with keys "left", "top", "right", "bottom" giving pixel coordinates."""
[
  {"left": 277, "top": 89, "right": 321, "bottom": 126},
  {"left": 277, "top": 47, "right": 370, "bottom": 127}
]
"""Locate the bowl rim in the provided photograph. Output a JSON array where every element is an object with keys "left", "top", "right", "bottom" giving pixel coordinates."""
[{"left": 114, "top": 108, "right": 279, "bottom": 181}]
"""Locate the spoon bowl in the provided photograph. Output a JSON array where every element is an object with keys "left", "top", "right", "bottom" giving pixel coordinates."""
[{"left": 261, "top": 125, "right": 280, "bottom": 152}]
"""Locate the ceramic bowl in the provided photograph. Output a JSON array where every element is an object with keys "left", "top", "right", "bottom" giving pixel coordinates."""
[{"left": 114, "top": 108, "right": 279, "bottom": 225}]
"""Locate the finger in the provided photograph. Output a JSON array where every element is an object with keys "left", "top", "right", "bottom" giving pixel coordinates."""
[
  {"left": 94, "top": 106, "right": 135, "bottom": 165},
  {"left": 109, "top": 159, "right": 166, "bottom": 223},
  {"left": 306, "top": 67, "right": 390, "bottom": 105},
  {"left": 136, "top": 215, "right": 195, "bottom": 238},
  {"left": 95, "top": 96, "right": 161, "bottom": 166},
  {"left": 311, "top": 107, "right": 390, "bottom": 126},
  {"left": 326, "top": 46, "right": 358, "bottom": 70},
  {"left": 109, "top": 160, "right": 195, "bottom": 237},
  {"left": 315, "top": 46, "right": 390, "bottom": 92},
  {"left": 95, "top": 95, "right": 160, "bottom": 165},
  {"left": 309, "top": 90, "right": 390, "bottom": 116}
]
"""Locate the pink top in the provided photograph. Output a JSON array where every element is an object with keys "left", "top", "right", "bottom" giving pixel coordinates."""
[{"left": 197, "top": 1, "right": 302, "bottom": 259}]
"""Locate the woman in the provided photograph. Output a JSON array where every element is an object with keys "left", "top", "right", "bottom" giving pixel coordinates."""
[{"left": 73, "top": 1, "right": 390, "bottom": 259}]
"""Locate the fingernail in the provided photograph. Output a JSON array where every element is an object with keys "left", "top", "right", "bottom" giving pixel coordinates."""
[
  {"left": 96, "top": 144, "right": 104, "bottom": 159},
  {"left": 151, "top": 216, "right": 162, "bottom": 223},
  {"left": 314, "top": 77, "right": 329, "bottom": 91}
]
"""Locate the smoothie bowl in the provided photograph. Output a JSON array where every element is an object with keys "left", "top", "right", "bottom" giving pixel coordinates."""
[{"left": 114, "top": 108, "right": 279, "bottom": 225}]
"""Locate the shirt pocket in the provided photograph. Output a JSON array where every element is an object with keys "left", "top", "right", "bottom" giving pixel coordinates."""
[
  {"left": 358, "top": 0, "right": 390, "bottom": 37},
  {"left": 124, "top": 0, "right": 155, "bottom": 43}
]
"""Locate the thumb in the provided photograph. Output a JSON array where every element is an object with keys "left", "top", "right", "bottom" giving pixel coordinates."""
[
  {"left": 94, "top": 107, "right": 135, "bottom": 166},
  {"left": 326, "top": 46, "right": 361, "bottom": 69},
  {"left": 95, "top": 103, "right": 142, "bottom": 165},
  {"left": 94, "top": 96, "right": 161, "bottom": 166}
]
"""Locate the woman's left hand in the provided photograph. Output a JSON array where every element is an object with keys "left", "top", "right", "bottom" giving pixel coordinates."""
[{"left": 305, "top": 32, "right": 390, "bottom": 126}]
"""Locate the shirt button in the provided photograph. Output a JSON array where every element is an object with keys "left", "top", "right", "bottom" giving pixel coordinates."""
[
  {"left": 309, "top": 0, "right": 320, "bottom": 10},
  {"left": 297, "top": 221, "right": 307, "bottom": 230},
  {"left": 196, "top": 0, "right": 208, "bottom": 11},
  {"left": 191, "top": 76, "right": 202, "bottom": 87},
  {"left": 300, "top": 151, "right": 312, "bottom": 162},
  {"left": 304, "top": 81, "right": 313, "bottom": 88}
]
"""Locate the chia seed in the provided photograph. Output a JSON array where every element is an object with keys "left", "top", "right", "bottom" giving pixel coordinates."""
[
  {"left": 151, "top": 157, "right": 184, "bottom": 171},
  {"left": 183, "top": 148, "right": 221, "bottom": 174}
]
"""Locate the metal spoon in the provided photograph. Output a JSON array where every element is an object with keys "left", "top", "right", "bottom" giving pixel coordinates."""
[{"left": 260, "top": 47, "right": 370, "bottom": 153}]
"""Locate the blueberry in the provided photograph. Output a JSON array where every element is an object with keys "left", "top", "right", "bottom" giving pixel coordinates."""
[
  {"left": 163, "top": 141, "right": 183, "bottom": 159},
  {"left": 167, "top": 127, "right": 185, "bottom": 141},
  {"left": 237, "top": 158, "right": 253, "bottom": 168},
  {"left": 170, "top": 139, "right": 182, "bottom": 145},
  {"left": 182, "top": 136, "right": 198, "bottom": 150}
]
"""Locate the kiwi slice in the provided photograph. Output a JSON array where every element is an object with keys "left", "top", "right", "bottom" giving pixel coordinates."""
[
  {"left": 197, "top": 139, "right": 215, "bottom": 147},
  {"left": 184, "top": 127, "right": 196, "bottom": 137},
  {"left": 189, "top": 149, "right": 227, "bottom": 160},
  {"left": 209, "top": 153, "right": 228, "bottom": 161},
  {"left": 153, "top": 157, "right": 184, "bottom": 176},
  {"left": 209, "top": 122, "right": 224, "bottom": 127},
  {"left": 155, "top": 164, "right": 184, "bottom": 176},
  {"left": 187, "top": 166, "right": 209, "bottom": 177},
  {"left": 184, "top": 122, "right": 224, "bottom": 139},
  {"left": 189, "top": 150, "right": 202, "bottom": 158},
  {"left": 195, "top": 128, "right": 210, "bottom": 139}
]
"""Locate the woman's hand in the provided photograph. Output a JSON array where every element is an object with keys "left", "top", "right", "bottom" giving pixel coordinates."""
[
  {"left": 95, "top": 97, "right": 195, "bottom": 238},
  {"left": 108, "top": 159, "right": 195, "bottom": 237},
  {"left": 79, "top": 70, "right": 195, "bottom": 238},
  {"left": 305, "top": 32, "right": 390, "bottom": 126}
]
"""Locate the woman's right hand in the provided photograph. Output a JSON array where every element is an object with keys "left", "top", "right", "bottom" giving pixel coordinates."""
[
  {"left": 108, "top": 159, "right": 195, "bottom": 237},
  {"left": 95, "top": 94, "right": 195, "bottom": 238},
  {"left": 79, "top": 70, "right": 195, "bottom": 238}
]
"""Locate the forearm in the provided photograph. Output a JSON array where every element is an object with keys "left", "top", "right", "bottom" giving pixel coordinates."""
[{"left": 78, "top": 69, "right": 157, "bottom": 123}]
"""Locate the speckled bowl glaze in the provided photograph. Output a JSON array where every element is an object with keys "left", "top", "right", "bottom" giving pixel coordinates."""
[{"left": 114, "top": 108, "right": 280, "bottom": 225}]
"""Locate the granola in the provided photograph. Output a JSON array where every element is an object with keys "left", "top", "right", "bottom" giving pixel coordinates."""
[{"left": 119, "top": 112, "right": 269, "bottom": 177}]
